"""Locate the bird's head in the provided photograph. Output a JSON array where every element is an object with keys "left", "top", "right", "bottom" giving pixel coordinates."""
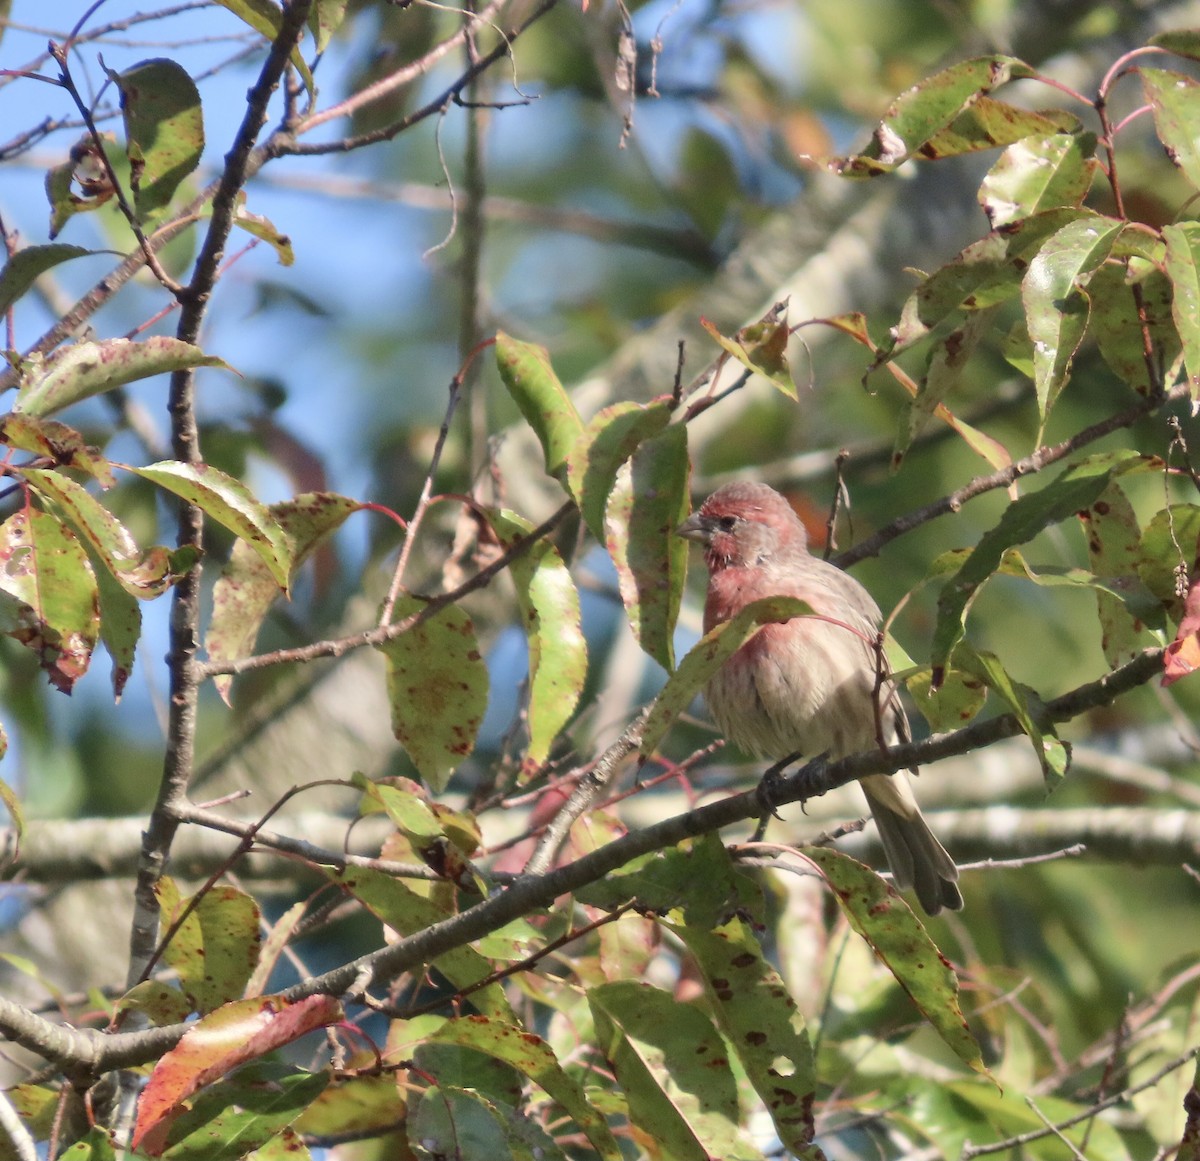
[{"left": 676, "top": 481, "right": 808, "bottom": 570}]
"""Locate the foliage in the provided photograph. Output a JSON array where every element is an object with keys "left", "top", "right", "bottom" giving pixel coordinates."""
[{"left": 0, "top": 2, "right": 1199, "bottom": 1160}]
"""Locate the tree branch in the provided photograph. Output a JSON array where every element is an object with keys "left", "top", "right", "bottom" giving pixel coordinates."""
[
  {"left": 124, "top": 0, "right": 315, "bottom": 992},
  {"left": 0, "top": 645, "right": 1158, "bottom": 1075},
  {"left": 196, "top": 501, "right": 573, "bottom": 679}
]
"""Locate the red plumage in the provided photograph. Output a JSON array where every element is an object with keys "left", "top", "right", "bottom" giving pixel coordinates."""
[{"left": 679, "top": 480, "right": 961, "bottom": 915}]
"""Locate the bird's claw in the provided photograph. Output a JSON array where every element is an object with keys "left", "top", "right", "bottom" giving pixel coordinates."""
[{"left": 753, "top": 750, "right": 813, "bottom": 837}]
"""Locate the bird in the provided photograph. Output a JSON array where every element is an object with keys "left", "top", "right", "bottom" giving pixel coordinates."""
[{"left": 677, "top": 480, "right": 962, "bottom": 916}]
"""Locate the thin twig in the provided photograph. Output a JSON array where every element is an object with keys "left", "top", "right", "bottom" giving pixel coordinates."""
[
  {"left": 962, "top": 1043, "right": 1200, "bottom": 1158},
  {"left": 523, "top": 706, "right": 651, "bottom": 875},
  {"left": 837, "top": 387, "right": 1185, "bottom": 569},
  {"left": 0, "top": 646, "right": 1169, "bottom": 1073},
  {"left": 199, "top": 501, "right": 573, "bottom": 679},
  {"left": 48, "top": 42, "right": 184, "bottom": 295},
  {"left": 124, "top": 0, "right": 315, "bottom": 995}
]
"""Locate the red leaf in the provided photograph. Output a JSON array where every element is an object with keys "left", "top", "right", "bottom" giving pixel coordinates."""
[
  {"left": 1163, "top": 572, "right": 1200, "bottom": 685},
  {"left": 132, "top": 994, "right": 341, "bottom": 1155}
]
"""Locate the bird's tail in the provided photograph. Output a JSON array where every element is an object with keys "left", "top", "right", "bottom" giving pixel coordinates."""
[{"left": 859, "top": 773, "right": 962, "bottom": 916}]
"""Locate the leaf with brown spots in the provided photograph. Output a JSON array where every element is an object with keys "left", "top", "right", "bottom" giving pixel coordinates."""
[
  {"left": 376, "top": 594, "right": 488, "bottom": 792},
  {"left": 15, "top": 337, "right": 229, "bottom": 419},
  {"left": 334, "top": 866, "right": 515, "bottom": 1022},
  {"left": 484, "top": 509, "right": 587, "bottom": 777},
  {"left": 828, "top": 56, "right": 1037, "bottom": 176},
  {"left": 495, "top": 332, "right": 583, "bottom": 483},
  {"left": 701, "top": 303, "right": 798, "bottom": 399},
  {"left": 672, "top": 918, "right": 825, "bottom": 1160},
  {"left": 0, "top": 507, "right": 98, "bottom": 692},
  {"left": 155, "top": 877, "right": 262, "bottom": 1015},
  {"left": 207, "top": 492, "right": 360, "bottom": 703},
  {"left": 132, "top": 998, "right": 338, "bottom": 1155},
  {"left": 802, "top": 847, "right": 986, "bottom": 1075},
  {"left": 577, "top": 833, "right": 764, "bottom": 930},
  {"left": 431, "top": 1014, "right": 623, "bottom": 1160},
  {"left": 1079, "top": 481, "right": 1153, "bottom": 668},
  {"left": 589, "top": 980, "right": 759, "bottom": 1160},
  {"left": 606, "top": 421, "right": 691, "bottom": 672}
]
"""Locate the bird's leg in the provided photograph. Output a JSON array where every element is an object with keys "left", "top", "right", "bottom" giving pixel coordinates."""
[{"left": 752, "top": 750, "right": 807, "bottom": 839}]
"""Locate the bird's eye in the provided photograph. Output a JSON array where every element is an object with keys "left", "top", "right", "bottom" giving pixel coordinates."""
[{"left": 717, "top": 515, "right": 738, "bottom": 532}]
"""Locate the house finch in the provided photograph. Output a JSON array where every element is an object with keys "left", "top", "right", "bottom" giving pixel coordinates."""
[{"left": 677, "top": 481, "right": 962, "bottom": 915}]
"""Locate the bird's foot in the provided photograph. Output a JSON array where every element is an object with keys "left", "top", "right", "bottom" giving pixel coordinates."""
[{"left": 753, "top": 750, "right": 811, "bottom": 837}]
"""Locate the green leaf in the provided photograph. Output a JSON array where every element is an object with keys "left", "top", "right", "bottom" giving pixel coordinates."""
[
  {"left": 640, "top": 595, "right": 813, "bottom": 757},
  {"left": 565, "top": 399, "right": 672, "bottom": 543},
  {"left": 701, "top": 305, "right": 797, "bottom": 398},
  {"left": 589, "top": 981, "right": 759, "bottom": 1161},
  {"left": 920, "top": 99, "right": 1080, "bottom": 162},
  {"left": 292, "top": 1072, "right": 406, "bottom": 1140},
  {"left": 129, "top": 461, "right": 292, "bottom": 590},
  {"left": 108, "top": 58, "right": 204, "bottom": 222},
  {"left": 1164, "top": 222, "right": 1200, "bottom": 405},
  {"left": 893, "top": 208, "right": 1086, "bottom": 351},
  {"left": 156, "top": 878, "right": 262, "bottom": 1015},
  {"left": 904, "top": 663, "right": 988, "bottom": 732},
  {"left": 0, "top": 243, "right": 99, "bottom": 314},
  {"left": 826, "top": 314, "right": 1011, "bottom": 473},
  {"left": 831, "top": 55, "right": 1036, "bottom": 176},
  {"left": 15, "top": 337, "right": 229, "bottom": 418},
  {"left": 484, "top": 510, "right": 587, "bottom": 774},
  {"left": 1139, "top": 505, "right": 1200, "bottom": 610},
  {"left": 605, "top": 422, "right": 690, "bottom": 671},
  {"left": 930, "top": 452, "right": 1144, "bottom": 675},
  {"left": 206, "top": 493, "right": 360, "bottom": 702},
  {"left": 412, "top": 1041, "right": 523, "bottom": 1109},
  {"left": 408, "top": 1086, "right": 565, "bottom": 1161},
  {"left": 1150, "top": 29, "right": 1200, "bottom": 59},
  {"left": 894, "top": 306, "right": 996, "bottom": 466},
  {"left": 213, "top": 0, "right": 316, "bottom": 97},
  {"left": 909, "top": 1078, "right": 1130, "bottom": 1161},
  {"left": 231, "top": 203, "right": 294, "bottom": 265},
  {"left": 1143, "top": 67, "right": 1200, "bottom": 190},
  {"left": 670, "top": 918, "right": 822, "bottom": 1160},
  {"left": 57, "top": 1127, "right": 117, "bottom": 1161},
  {"left": 309, "top": 0, "right": 350, "bottom": 53},
  {"left": 22, "top": 468, "right": 187, "bottom": 599},
  {"left": 1022, "top": 215, "right": 1123, "bottom": 419},
  {"left": 1, "top": 413, "right": 116, "bottom": 486},
  {"left": 22, "top": 464, "right": 193, "bottom": 698},
  {"left": 332, "top": 867, "right": 515, "bottom": 1020},
  {"left": 375, "top": 595, "right": 488, "bottom": 792},
  {"left": 116, "top": 980, "right": 194, "bottom": 1028},
  {"left": 356, "top": 775, "right": 481, "bottom": 861},
  {"left": 134, "top": 996, "right": 341, "bottom": 1155},
  {"left": 92, "top": 549, "right": 143, "bottom": 700},
  {"left": 577, "top": 834, "right": 764, "bottom": 930},
  {"left": 430, "top": 1015, "right": 624, "bottom": 1160},
  {"left": 955, "top": 643, "right": 1068, "bottom": 786},
  {"left": 0, "top": 507, "right": 98, "bottom": 692},
  {"left": 1078, "top": 481, "right": 1155, "bottom": 667},
  {"left": 495, "top": 332, "right": 584, "bottom": 482},
  {"left": 677, "top": 126, "right": 738, "bottom": 240},
  {"left": 802, "top": 846, "right": 986, "bottom": 1074},
  {"left": 1090, "top": 262, "right": 1178, "bottom": 399},
  {"left": 1002, "top": 551, "right": 1163, "bottom": 621},
  {"left": 160, "top": 1062, "right": 328, "bottom": 1161},
  {"left": 978, "top": 132, "right": 1097, "bottom": 227}
]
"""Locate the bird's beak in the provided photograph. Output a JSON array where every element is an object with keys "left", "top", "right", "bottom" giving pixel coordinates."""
[{"left": 675, "top": 512, "right": 712, "bottom": 544}]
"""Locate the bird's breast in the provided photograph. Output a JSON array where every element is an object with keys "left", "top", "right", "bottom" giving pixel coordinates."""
[{"left": 706, "top": 617, "right": 880, "bottom": 761}]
